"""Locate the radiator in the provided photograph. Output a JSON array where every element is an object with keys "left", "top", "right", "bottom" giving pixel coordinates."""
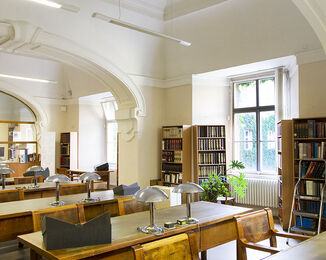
[{"left": 229, "top": 178, "right": 278, "bottom": 208}]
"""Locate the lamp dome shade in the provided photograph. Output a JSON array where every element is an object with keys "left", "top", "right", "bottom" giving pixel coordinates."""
[
  {"left": 45, "top": 174, "right": 70, "bottom": 183},
  {"left": 79, "top": 172, "right": 101, "bottom": 182},
  {"left": 0, "top": 167, "right": 14, "bottom": 175},
  {"left": 133, "top": 187, "right": 169, "bottom": 203},
  {"left": 27, "top": 166, "right": 44, "bottom": 172},
  {"left": 0, "top": 164, "right": 9, "bottom": 168},
  {"left": 173, "top": 182, "right": 204, "bottom": 194}
]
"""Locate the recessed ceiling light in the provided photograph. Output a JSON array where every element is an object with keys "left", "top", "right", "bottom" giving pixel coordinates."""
[{"left": 27, "top": 0, "right": 80, "bottom": 13}]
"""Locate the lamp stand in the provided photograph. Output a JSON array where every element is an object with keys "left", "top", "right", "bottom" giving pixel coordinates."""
[
  {"left": 32, "top": 172, "right": 40, "bottom": 188},
  {"left": 186, "top": 193, "right": 198, "bottom": 224},
  {"left": 82, "top": 181, "right": 99, "bottom": 202},
  {"left": 1, "top": 175, "right": 5, "bottom": 189},
  {"left": 138, "top": 202, "right": 164, "bottom": 235},
  {"left": 50, "top": 182, "right": 64, "bottom": 206}
]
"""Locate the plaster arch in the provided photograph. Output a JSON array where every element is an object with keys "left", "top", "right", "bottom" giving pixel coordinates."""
[{"left": 0, "top": 19, "right": 147, "bottom": 141}]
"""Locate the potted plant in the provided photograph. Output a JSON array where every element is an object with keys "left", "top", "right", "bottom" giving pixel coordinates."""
[{"left": 200, "top": 160, "right": 247, "bottom": 202}]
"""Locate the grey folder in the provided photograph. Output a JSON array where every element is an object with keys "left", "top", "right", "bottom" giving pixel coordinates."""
[
  {"left": 113, "top": 182, "right": 140, "bottom": 195},
  {"left": 41, "top": 212, "right": 112, "bottom": 250}
]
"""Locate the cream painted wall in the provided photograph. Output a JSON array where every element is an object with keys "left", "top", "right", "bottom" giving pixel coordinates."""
[
  {"left": 78, "top": 103, "right": 106, "bottom": 171},
  {"left": 299, "top": 59, "right": 326, "bottom": 117},
  {"left": 165, "top": 85, "right": 192, "bottom": 125}
]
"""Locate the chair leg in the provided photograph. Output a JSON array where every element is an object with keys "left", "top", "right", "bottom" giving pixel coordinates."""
[
  {"left": 270, "top": 236, "right": 277, "bottom": 248},
  {"left": 237, "top": 240, "right": 247, "bottom": 260},
  {"left": 201, "top": 250, "right": 207, "bottom": 260},
  {"left": 18, "top": 242, "right": 24, "bottom": 248}
]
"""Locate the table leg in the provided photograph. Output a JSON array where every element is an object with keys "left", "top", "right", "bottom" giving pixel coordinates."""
[
  {"left": 107, "top": 174, "right": 110, "bottom": 190},
  {"left": 30, "top": 249, "right": 41, "bottom": 260},
  {"left": 201, "top": 250, "right": 207, "bottom": 260}
]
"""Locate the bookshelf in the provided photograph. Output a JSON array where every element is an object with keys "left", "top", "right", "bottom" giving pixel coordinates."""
[
  {"left": 60, "top": 132, "right": 78, "bottom": 170},
  {"left": 277, "top": 120, "right": 294, "bottom": 230},
  {"left": 161, "top": 126, "right": 191, "bottom": 187},
  {"left": 289, "top": 118, "right": 326, "bottom": 234},
  {"left": 193, "top": 125, "right": 226, "bottom": 186}
]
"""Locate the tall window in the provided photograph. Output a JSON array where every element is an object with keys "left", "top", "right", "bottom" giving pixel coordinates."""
[
  {"left": 233, "top": 77, "right": 276, "bottom": 173},
  {"left": 102, "top": 101, "right": 118, "bottom": 170}
]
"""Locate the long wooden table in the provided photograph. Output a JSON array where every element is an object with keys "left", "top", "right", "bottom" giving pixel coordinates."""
[
  {"left": 67, "top": 170, "right": 114, "bottom": 190},
  {"left": 0, "top": 191, "right": 131, "bottom": 242},
  {"left": 265, "top": 231, "right": 326, "bottom": 259},
  {"left": 17, "top": 202, "right": 252, "bottom": 260}
]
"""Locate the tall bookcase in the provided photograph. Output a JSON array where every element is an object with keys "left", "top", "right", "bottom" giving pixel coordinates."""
[
  {"left": 161, "top": 126, "right": 191, "bottom": 187},
  {"left": 289, "top": 117, "right": 326, "bottom": 234},
  {"left": 277, "top": 120, "right": 294, "bottom": 230},
  {"left": 60, "top": 132, "right": 78, "bottom": 170},
  {"left": 193, "top": 125, "right": 226, "bottom": 186}
]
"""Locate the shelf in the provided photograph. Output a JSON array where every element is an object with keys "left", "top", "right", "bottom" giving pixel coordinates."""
[
  {"left": 162, "top": 171, "right": 182, "bottom": 174},
  {"left": 294, "top": 177, "right": 325, "bottom": 181},
  {"left": 294, "top": 138, "right": 326, "bottom": 141},
  {"left": 290, "top": 226, "right": 317, "bottom": 236},
  {"left": 163, "top": 182, "right": 180, "bottom": 185},
  {"left": 162, "top": 149, "right": 182, "bottom": 152},
  {"left": 198, "top": 163, "right": 226, "bottom": 166},
  {"left": 162, "top": 138, "right": 182, "bottom": 140},
  {"left": 162, "top": 162, "right": 182, "bottom": 164},
  {"left": 197, "top": 137, "right": 225, "bottom": 139},
  {"left": 293, "top": 210, "right": 319, "bottom": 219},
  {"left": 198, "top": 150, "right": 225, "bottom": 152},
  {"left": 296, "top": 195, "right": 321, "bottom": 201}
]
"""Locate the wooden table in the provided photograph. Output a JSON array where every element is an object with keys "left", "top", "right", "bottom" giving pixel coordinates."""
[
  {"left": 265, "top": 231, "right": 326, "bottom": 260},
  {"left": 67, "top": 170, "right": 114, "bottom": 190},
  {"left": 0, "top": 191, "right": 131, "bottom": 242},
  {"left": 18, "top": 202, "right": 252, "bottom": 260}
]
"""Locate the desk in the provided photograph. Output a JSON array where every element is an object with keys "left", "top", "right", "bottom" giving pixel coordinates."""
[
  {"left": 265, "top": 231, "right": 326, "bottom": 260},
  {"left": 0, "top": 191, "right": 131, "bottom": 242},
  {"left": 18, "top": 202, "right": 252, "bottom": 260},
  {"left": 67, "top": 170, "right": 113, "bottom": 190}
]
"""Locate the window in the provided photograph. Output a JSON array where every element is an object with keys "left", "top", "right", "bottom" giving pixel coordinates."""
[
  {"left": 233, "top": 77, "right": 276, "bottom": 173},
  {"left": 102, "top": 101, "right": 118, "bottom": 170}
]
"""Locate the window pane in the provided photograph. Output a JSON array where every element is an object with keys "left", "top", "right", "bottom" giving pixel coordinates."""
[
  {"left": 260, "top": 141, "right": 276, "bottom": 171},
  {"left": 234, "top": 113, "right": 256, "bottom": 141},
  {"left": 259, "top": 78, "right": 275, "bottom": 106},
  {"left": 234, "top": 81, "right": 256, "bottom": 108},
  {"left": 234, "top": 142, "right": 257, "bottom": 171},
  {"left": 107, "top": 122, "right": 118, "bottom": 165},
  {"left": 260, "top": 111, "right": 275, "bottom": 141}
]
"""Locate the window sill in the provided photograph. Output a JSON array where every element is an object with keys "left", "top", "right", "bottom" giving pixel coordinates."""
[{"left": 228, "top": 170, "right": 278, "bottom": 179}]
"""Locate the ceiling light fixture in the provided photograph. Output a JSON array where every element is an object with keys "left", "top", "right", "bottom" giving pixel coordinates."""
[
  {"left": 0, "top": 73, "right": 57, "bottom": 84},
  {"left": 92, "top": 12, "right": 191, "bottom": 47},
  {"left": 27, "top": 0, "right": 80, "bottom": 13}
]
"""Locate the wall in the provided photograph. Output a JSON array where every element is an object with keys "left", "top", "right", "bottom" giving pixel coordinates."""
[
  {"left": 78, "top": 102, "right": 106, "bottom": 170},
  {"left": 299, "top": 59, "right": 326, "bottom": 117}
]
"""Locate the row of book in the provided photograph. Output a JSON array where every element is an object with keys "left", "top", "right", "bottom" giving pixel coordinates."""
[
  {"left": 198, "top": 165, "right": 226, "bottom": 177},
  {"left": 198, "top": 152, "right": 226, "bottom": 164},
  {"left": 162, "top": 151, "right": 182, "bottom": 163},
  {"left": 60, "top": 156, "right": 70, "bottom": 167},
  {"left": 198, "top": 126, "right": 225, "bottom": 138},
  {"left": 299, "top": 181, "right": 324, "bottom": 196},
  {"left": 60, "top": 133, "right": 71, "bottom": 143},
  {"left": 295, "top": 142, "right": 326, "bottom": 159},
  {"left": 300, "top": 161, "right": 325, "bottom": 178},
  {"left": 162, "top": 163, "right": 182, "bottom": 172},
  {"left": 162, "top": 127, "right": 182, "bottom": 138},
  {"left": 198, "top": 139, "right": 225, "bottom": 151},
  {"left": 61, "top": 144, "right": 70, "bottom": 155},
  {"left": 294, "top": 121, "right": 326, "bottom": 138},
  {"left": 162, "top": 139, "right": 182, "bottom": 150},
  {"left": 163, "top": 173, "right": 182, "bottom": 183},
  {"left": 296, "top": 200, "right": 326, "bottom": 217}
]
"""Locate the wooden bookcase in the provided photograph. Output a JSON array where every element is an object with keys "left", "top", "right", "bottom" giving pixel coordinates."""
[
  {"left": 277, "top": 120, "right": 294, "bottom": 230},
  {"left": 193, "top": 125, "right": 226, "bottom": 186},
  {"left": 161, "top": 126, "right": 191, "bottom": 187},
  {"left": 60, "top": 132, "right": 78, "bottom": 170}
]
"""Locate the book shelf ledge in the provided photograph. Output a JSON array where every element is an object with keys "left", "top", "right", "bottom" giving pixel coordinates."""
[
  {"left": 161, "top": 171, "right": 183, "bottom": 174},
  {"left": 198, "top": 150, "right": 225, "bottom": 152},
  {"left": 197, "top": 137, "right": 225, "bottom": 139},
  {"left": 294, "top": 177, "right": 325, "bottom": 181},
  {"left": 294, "top": 138, "right": 326, "bottom": 141},
  {"left": 162, "top": 138, "right": 182, "bottom": 140},
  {"left": 198, "top": 163, "right": 226, "bottom": 166},
  {"left": 293, "top": 210, "right": 319, "bottom": 219},
  {"left": 162, "top": 162, "right": 182, "bottom": 164},
  {"left": 162, "top": 149, "right": 182, "bottom": 152},
  {"left": 295, "top": 195, "right": 321, "bottom": 201}
]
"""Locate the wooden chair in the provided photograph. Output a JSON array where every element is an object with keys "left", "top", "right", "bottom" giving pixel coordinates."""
[
  {"left": 0, "top": 189, "right": 24, "bottom": 202},
  {"left": 59, "top": 183, "right": 87, "bottom": 196},
  {"left": 32, "top": 204, "right": 86, "bottom": 232},
  {"left": 133, "top": 232, "right": 200, "bottom": 260},
  {"left": 118, "top": 198, "right": 150, "bottom": 216},
  {"left": 14, "top": 176, "right": 43, "bottom": 185},
  {"left": 234, "top": 208, "right": 310, "bottom": 260}
]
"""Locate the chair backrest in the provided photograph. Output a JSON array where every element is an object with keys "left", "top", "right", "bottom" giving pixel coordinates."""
[
  {"left": 133, "top": 232, "right": 199, "bottom": 260},
  {"left": 14, "top": 176, "right": 43, "bottom": 185},
  {"left": 234, "top": 208, "right": 274, "bottom": 244},
  {"left": 118, "top": 198, "right": 150, "bottom": 216},
  {"left": 32, "top": 204, "right": 86, "bottom": 232},
  {"left": 0, "top": 189, "right": 24, "bottom": 202},
  {"left": 59, "top": 183, "right": 87, "bottom": 196}
]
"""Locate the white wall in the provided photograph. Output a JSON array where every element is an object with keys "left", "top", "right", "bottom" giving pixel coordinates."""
[{"left": 78, "top": 102, "right": 106, "bottom": 170}]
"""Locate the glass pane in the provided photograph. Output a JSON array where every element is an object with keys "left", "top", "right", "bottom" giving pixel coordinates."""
[
  {"left": 234, "top": 113, "right": 257, "bottom": 142},
  {"left": 260, "top": 111, "right": 275, "bottom": 141},
  {"left": 102, "top": 101, "right": 117, "bottom": 121},
  {"left": 0, "top": 92, "right": 36, "bottom": 122},
  {"left": 234, "top": 141, "right": 257, "bottom": 171},
  {"left": 234, "top": 81, "right": 256, "bottom": 108},
  {"left": 0, "top": 123, "right": 36, "bottom": 142},
  {"left": 259, "top": 78, "right": 275, "bottom": 106},
  {"left": 0, "top": 143, "right": 37, "bottom": 162},
  {"left": 260, "top": 141, "right": 276, "bottom": 171},
  {"left": 107, "top": 122, "right": 118, "bottom": 165}
]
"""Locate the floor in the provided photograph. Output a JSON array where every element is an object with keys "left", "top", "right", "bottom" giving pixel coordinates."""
[{"left": 0, "top": 208, "right": 300, "bottom": 260}]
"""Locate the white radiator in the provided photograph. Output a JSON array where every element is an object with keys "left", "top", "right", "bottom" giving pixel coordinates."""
[{"left": 230, "top": 178, "right": 278, "bottom": 208}]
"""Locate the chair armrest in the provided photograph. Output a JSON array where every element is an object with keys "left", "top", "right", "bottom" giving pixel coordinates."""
[
  {"left": 239, "top": 239, "right": 280, "bottom": 254},
  {"left": 273, "top": 231, "right": 310, "bottom": 241}
]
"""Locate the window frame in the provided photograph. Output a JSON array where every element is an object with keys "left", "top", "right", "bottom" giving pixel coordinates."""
[{"left": 232, "top": 76, "right": 276, "bottom": 173}]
